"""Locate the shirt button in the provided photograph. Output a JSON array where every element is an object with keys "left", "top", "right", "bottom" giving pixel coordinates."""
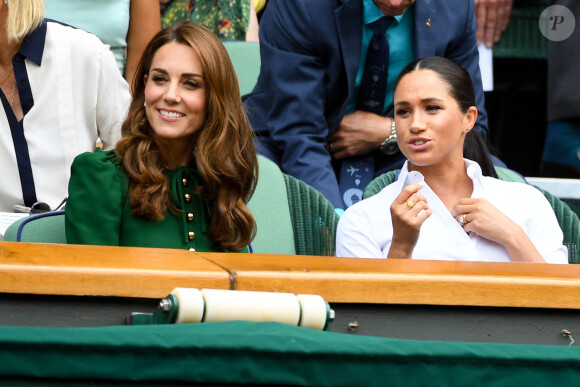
[
  {"left": 188, "top": 231, "right": 195, "bottom": 240},
  {"left": 184, "top": 193, "right": 191, "bottom": 202},
  {"left": 182, "top": 178, "right": 188, "bottom": 186},
  {"left": 187, "top": 212, "right": 194, "bottom": 222}
]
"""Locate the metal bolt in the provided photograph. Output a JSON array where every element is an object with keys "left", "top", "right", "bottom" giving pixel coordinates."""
[{"left": 159, "top": 298, "right": 172, "bottom": 312}]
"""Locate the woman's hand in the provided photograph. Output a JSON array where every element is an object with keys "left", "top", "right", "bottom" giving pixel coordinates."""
[
  {"left": 388, "top": 183, "right": 432, "bottom": 259},
  {"left": 452, "top": 198, "right": 545, "bottom": 262}
]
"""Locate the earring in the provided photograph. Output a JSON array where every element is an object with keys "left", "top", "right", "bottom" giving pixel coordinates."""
[
  {"left": 143, "top": 101, "right": 146, "bottom": 107},
  {"left": 4, "top": 0, "right": 7, "bottom": 5}
]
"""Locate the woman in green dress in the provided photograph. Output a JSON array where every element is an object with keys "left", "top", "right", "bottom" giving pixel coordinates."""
[{"left": 65, "top": 21, "right": 258, "bottom": 252}]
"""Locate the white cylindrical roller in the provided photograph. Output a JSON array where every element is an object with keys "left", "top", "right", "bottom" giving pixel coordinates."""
[
  {"left": 297, "top": 294, "right": 328, "bottom": 330},
  {"left": 200, "top": 289, "right": 301, "bottom": 326},
  {"left": 171, "top": 287, "right": 205, "bottom": 324}
]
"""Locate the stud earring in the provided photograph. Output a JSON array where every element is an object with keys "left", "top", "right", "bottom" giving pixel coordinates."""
[{"left": 4, "top": 0, "right": 7, "bottom": 5}]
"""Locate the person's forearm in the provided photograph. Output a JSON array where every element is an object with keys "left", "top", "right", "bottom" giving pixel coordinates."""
[{"left": 502, "top": 228, "right": 546, "bottom": 263}]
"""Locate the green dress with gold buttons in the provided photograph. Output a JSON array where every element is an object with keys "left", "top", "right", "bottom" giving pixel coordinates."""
[{"left": 65, "top": 150, "right": 249, "bottom": 252}]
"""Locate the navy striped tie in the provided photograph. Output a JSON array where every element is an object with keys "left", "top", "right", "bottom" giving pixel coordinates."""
[{"left": 338, "top": 16, "right": 394, "bottom": 209}]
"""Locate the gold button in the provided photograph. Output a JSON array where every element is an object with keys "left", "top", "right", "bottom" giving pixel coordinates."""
[
  {"left": 187, "top": 212, "right": 194, "bottom": 222},
  {"left": 184, "top": 193, "right": 191, "bottom": 202},
  {"left": 188, "top": 231, "right": 195, "bottom": 240},
  {"left": 182, "top": 178, "right": 188, "bottom": 186}
]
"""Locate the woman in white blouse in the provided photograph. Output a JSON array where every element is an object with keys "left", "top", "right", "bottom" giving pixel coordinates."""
[
  {"left": 0, "top": 0, "right": 130, "bottom": 212},
  {"left": 336, "top": 56, "right": 567, "bottom": 264}
]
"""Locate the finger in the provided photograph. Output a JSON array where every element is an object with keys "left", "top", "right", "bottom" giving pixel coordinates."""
[
  {"left": 326, "top": 142, "right": 335, "bottom": 154},
  {"left": 498, "top": 2, "right": 512, "bottom": 34},
  {"left": 332, "top": 146, "right": 349, "bottom": 160},
  {"left": 484, "top": 5, "right": 497, "bottom": 47},
  {"left": 409, "top": 201, "right": 429, "bottom": 217},
  {"left": 396, "top": 183, "right": 423, "bottom": 205},
  {"left": 456, "top": 213, "right": 470, "bottom": 226},
  {"left": 417, "top": 207, "right": 433, "bottom": 224},
  {"left": 494, "top": 4, "right": 507, "bottom": 42},
  {"left": 451, "top": 201, "right": 474, "bottom": 218},
  {"left": 405, "top": 192, "right": 429, "bottom": 211},
  {"left": 475, "top": 2, "right": 486, "bottom": 44}
]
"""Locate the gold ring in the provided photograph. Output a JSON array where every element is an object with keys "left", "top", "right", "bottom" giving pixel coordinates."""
[
  {"left": 407, "top": 200, "right": 414, "bottom": 208},
  {"left": 459, "top": 214, "right": 467, "bottom": 225}
]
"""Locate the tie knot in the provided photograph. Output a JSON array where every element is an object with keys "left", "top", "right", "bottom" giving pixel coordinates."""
[{"left": 373, "top": 16, "right": 394, "bottom": 35}]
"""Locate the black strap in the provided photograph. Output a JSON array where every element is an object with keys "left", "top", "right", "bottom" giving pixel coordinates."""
[{"left": 1, "top": 89, "right": 38, "bottom": 207}]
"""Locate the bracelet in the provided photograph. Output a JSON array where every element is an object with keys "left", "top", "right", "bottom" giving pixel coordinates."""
[{"left": 380, "top": 118, "right": 398, "bottom": 155}]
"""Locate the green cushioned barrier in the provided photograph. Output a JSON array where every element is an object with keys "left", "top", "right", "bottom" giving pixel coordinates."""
[
  {"left": 248, "top": 156, "right": 296, "bottom": 255},
  {"left": 1, "top": 321, "right": 580, "bottom": 385}
]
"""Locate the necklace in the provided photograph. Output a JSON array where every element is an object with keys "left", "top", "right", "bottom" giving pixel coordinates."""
[
  {"left": 0, "top": 67, "right": 13, "bottom": 86},
  {"left": 10, "top": 81, "right": 16, "bottom": 107}
]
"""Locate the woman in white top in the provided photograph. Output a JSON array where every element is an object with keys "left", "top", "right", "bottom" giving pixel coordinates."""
[
  {"left": 336, "top": 56, "right": 567, "bottom": 264},
  {"left": 0, "top": 0, "right": 130, "bottom": 212}
]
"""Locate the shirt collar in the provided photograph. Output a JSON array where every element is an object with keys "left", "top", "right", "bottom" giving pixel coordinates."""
[
  {"left": 363, "top": 0, "right": 408, "bottom": 25},
  {"left": 397, "top": 158, "right": 484, "bottom": 187},
  {"left": 17, "top": 19, "right": 46, "bottom": 66}
]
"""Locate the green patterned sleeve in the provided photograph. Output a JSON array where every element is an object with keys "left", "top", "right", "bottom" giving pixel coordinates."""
[{"left": 65, "top": 150, "right": 126, "bottom": 246}]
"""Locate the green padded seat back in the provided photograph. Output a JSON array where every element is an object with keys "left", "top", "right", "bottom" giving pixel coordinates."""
[
  {"left": 533, "top": 186, "right": 580, "bottom": 264},
  {"left": 494, "top": 166, "right": 527, "bottom": 183},
  {"left": 3, "top": 156, "right": 340, "bottom": 257},
  {"left": 283, "top": 174, "right": 340, "bottom": 256},
  {"left": 363, "top": 167, "right": 580, "bottom": 264},
  {"left": 362, "top": 170, "right": 398, "bottom": 200},
  {"left": 222, "top": 41, "right": 261, "bottom": 96},
  {"left": 248, "top": 156, "right": 296, "bottom": 255},
  {"left": 3, "top": 211, "right": 67, "bottom": 243}
]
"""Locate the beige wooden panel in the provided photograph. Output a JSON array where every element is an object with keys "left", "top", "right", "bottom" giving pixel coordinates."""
[
  {"left": 197, "top": 252, "right": 580, "bottom": 309},
  {"left": 0, "top": 242, "right": 230, "bottom": 298}
]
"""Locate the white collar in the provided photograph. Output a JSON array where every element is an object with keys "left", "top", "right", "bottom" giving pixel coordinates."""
[{"left": 395, "top": 158, "right": 485, "bottom": 200}]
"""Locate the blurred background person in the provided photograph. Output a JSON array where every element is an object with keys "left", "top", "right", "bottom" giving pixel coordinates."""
[
  {"left": 0, "top": 0, "right": 130, "bottom": 212},
  {"left": 540, "top": 0, "right": 580, "bottom": 178},
  {"left": 44, "top": 0, "right": 161, "bottom": 84},
  {"left": 160, "top": 0, "right": 259, "bottom": 42}
]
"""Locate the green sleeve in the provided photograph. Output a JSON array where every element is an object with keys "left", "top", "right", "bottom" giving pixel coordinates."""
[{"left": 65, "top": 150, "right": 126, "bottom": 246}]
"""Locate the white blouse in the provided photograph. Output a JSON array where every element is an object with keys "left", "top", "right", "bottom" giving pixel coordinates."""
[
  {"left": 336, "top": 159, "right": 568, "bottom": 264},
  {"left": 0, "top": 20, "right": 130, "bottom": 211}
]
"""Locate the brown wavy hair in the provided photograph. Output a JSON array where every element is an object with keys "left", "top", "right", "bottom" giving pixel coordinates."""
[{"left": 116, "top": 21, "right": 257, "bottom": 251}]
